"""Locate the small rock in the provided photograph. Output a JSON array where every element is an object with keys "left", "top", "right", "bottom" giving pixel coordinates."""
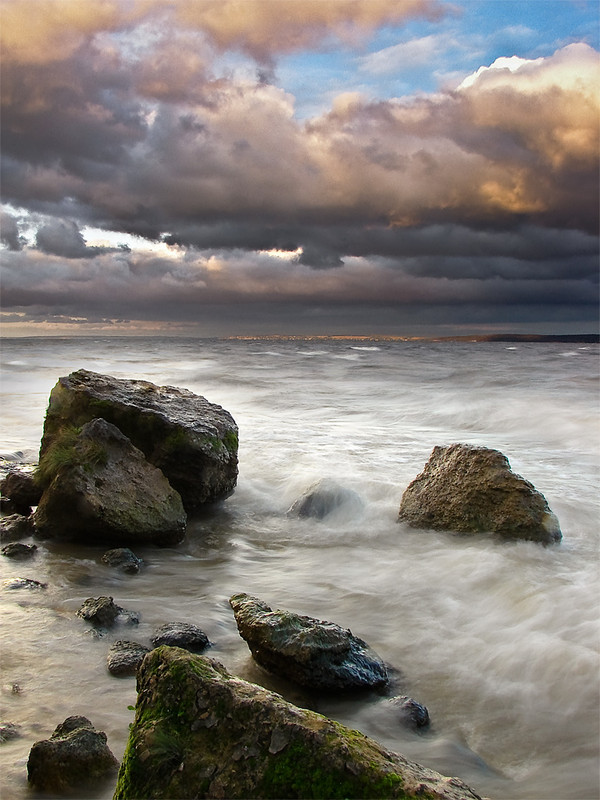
[
  {"left": 27, "top": 715, "right": 118, "bottom": 792},
  {"left": 151, "top": 622, "right": 211, "bottom": 652},
  {"left": 386, "top": 695, "right": 430, "bottom": 729},
  {"left": 287, "top": 478, "right": 363, "bottom": 520},
  {"left": 3, "top": 577, "right": 47, "bottom": 590},
  {"left": 0, "top": 470, "right": 42, "bottom": 513},
  {"left": 107, "top": 640, "right": 150, "bottom": 676},
  {"left": 0, "top": 721, "right": 21, "bottom": 742},
  {"left": 0, "top": 514, "right": 34, "bottom": 544},
  {"left": 77, "top": 596, "right": 135, "bottom": 628},
  {"left": 101, "top": 547, "right": 142, "bottom": 574},
  {"left": 1, "top": 542, "right": 37, "bottom": 559}
]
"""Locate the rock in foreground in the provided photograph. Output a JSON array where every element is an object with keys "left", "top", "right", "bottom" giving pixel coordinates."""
[
  {"left": 114, "top": 647, "right": 484, "bottom": 800},
  {"left": 28, "top": 715, "right": 118, "bottom": 793},
  {"left": 230, "top": 592, "right": 388, "bottom": 692},
  {"left": 398, "top": 444, "right": 561, "bottom": 544},
  {"left": 38, "top": 369, "right": 238, "bottom": 511},
  {"left": 34, "top": 418, "right": 186, "bottom": 546}
]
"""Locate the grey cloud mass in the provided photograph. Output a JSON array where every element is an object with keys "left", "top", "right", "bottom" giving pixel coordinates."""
[{"left": 0, "top": 0, "right": 598, "bottom": 335}]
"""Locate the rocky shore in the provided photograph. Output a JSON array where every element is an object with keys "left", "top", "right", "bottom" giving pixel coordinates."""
[{"left": 0, "top": 368, "right": 565, "bottom": 798}]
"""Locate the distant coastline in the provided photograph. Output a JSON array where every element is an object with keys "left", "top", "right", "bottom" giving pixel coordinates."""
[{"left": 228, "top": 334, "right": 600, "bottom": 344}]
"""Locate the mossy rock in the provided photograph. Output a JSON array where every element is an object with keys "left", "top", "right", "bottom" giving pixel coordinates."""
[
  {"left": 113, "top": 647, "right": 485, "bottom": 800},
  {"left": 38, "top": 370, "right": 238, "bottom": 512}
]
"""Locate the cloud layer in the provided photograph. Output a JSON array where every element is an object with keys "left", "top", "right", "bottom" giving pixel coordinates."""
[{"left": 1, "top": 0, "right": 598, "bottom": 334}]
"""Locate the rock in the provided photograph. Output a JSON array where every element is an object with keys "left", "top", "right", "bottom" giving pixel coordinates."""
[
  {"left": 230, "top": 592, "right": 388, "bottom": 692},
  {"left": 101, "top": 547, "right": 142, "bottom": 573},
  {"left": 34, "top": 418, "right": 186, "bottom": 546},
  {"left": 114, "top": 647, "right": 484, "bottom": 800},
  {"left": 151, "top": 622, "right": 211, "bottom": 652},
  {"left": 3, "top": 577, "right": 47, "bottom": 590},
  {"left": 0, "top": 470, "right": 42, "bottom": 514},
  {"left": 0, "top": 513, "right": 34, "bottom": 544},
  {"left": 107, "top": 640, "right": 151, "bottom": 676},
  {"left": 1, "top": 542, "right": 37, "bottom": 559},
  {"left": 77, "top": 596, "right": 138, "bottom": 628},
  {"left": 398, "top": 444, "right": 562, "bottom": 544},
  {"left": 386, "top": 695, "right": 430, "bottom": 729},
  {"left": 27, "top": 715, "right": 118, "bottom": 792},
  {"left": 38, "top": 369, "right": 238, "bottom": 512},
  {"left": 0, "top": 721, "right": 21, "bottom": 742},
  {"left": 287, "top": 477, "right": 364, "bottom": 520}
]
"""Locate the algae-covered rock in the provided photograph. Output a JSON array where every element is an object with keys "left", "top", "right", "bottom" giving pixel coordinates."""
[
  {"left": 114, "top": 647, "right": 484, "bottom": 800},
  {"left": 28, "top": 715, "right": 118, "bottom": 793},
  {"left": 34, "top": 418, "right": 186, "bottom": 546},
  {"left": 398, "top": 444, "right": 561, "bottom": 544},
  {"left": 230, "top": 592, "right": 388, "bottom": 692},
  {"left": 38, "top": 369, "right": 238, "bottom": 512}
]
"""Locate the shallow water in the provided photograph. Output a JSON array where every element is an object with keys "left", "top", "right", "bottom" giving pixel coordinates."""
[{"left": 0, "top": 337, "right": 598, "bottom": 800}]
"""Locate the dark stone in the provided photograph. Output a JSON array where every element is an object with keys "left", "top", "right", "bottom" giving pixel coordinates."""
[
  {"left": 1, "top": 542, "right": 37, "bottom": 559},
  {"left": 387, "top": 695, "right": 430, "bottom": 729},
  {"left": 107, "top": 640, "right": 150, "bottom": 676},
  {"left": 3, "top": 577, "right": 47, "bottom": 590},
  {"left": 0, "top": 470, "right": 42, "bottom": 513},
  {"left": 151, "top": 622, "right": 211, "bottom": 652},
  {"left": 38, "top": 369, "right": 238, "bottom": 512},
  {"left": 34, "top": 418, "right": 187, "bottom": 547},
  {"left": 114, "top": 648, "right": 484, "bottom": 800},
  {"left": 0, "top": 513, "right": 34, "bottom": 544},
  {"left": 101, "top": 547, "right": 142, "bottom": 573},
  {"left": 76, "top": 596, "right": 138, "bottom": 628},
  {"left": 287, "top": 477, "right": 364, "bottom": 520},
  {"left": 27, "top": 715, "right": 118, "bottom": 792},
  {"left": 230, "top": 592, "right": 389, "bottom": 692},
  {"left": 0, "top": 721, "right": 21, "bottom": 742},
  {"left": 398, "top": 444, "right": 562, "bottom": 544}
]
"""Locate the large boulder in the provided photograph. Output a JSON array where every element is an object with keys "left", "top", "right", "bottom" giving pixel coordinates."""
[
  {"left": 27, "top": 715, "right": 118, "bottom": 793},
  {"left": 114, "top": 647, "right": 484, "bottom": 800},
  {"left": 34, "top": 418, "right": 186, "bottom": 546},
  {"left": 38, "top": 369, "right": 238, "bottom": 512},
  {"left": 398, "top": 444, "right": 562, "bottom": 544},
  {"left": 230, "top": 593, "right": 388, "bottom": 692}
]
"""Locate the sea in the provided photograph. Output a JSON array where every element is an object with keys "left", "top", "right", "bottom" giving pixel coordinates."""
[{"left": 0, "top": 336, "right": 598, "bottom": 800}]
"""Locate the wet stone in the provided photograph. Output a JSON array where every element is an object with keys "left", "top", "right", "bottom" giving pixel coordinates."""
[
  {"left": 151, "top": 622, "right": 211, "bottom": 652},
  {"left": 101, "top": 547, "right": 142, "bottom": 574},
  {"left": 107, "top": 640, "right": 151, "bottom": 676},
  {"left": 1, "top": 542, "right": 37, "bottom": 560}
]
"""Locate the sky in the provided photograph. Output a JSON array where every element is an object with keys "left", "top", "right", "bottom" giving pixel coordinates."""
[{"left": 1, "top": 0, "right": 598, "bottom": 337}]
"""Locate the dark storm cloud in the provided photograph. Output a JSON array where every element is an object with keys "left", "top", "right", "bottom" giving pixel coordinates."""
[
  {"left": 0, "top": 1, "right": 598, "bottom": 333},
  {"left": 0, "top": 210, "right": 24, "bottom": 250}
]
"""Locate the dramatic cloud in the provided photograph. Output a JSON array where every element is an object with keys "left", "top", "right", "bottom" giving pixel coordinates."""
[{"left": 0, "top": 0, "right": 598, "bottom": 335}]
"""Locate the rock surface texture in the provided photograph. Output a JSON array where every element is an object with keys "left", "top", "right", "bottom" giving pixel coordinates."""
[
  {"left": 38, "top": 369, "right": 238, "bottom": 511},
  {"left": 27, "top": 715, "right": 118, "bottom": 793},
  {"left": 398, "top": 444, "right": 561, "bottom": 544},
  {"left": 0, "top": 513, "right": 34, "bottom": 544},
  {"left": 230, "top": 593, "right": 388, "bottom": 692},
  {"left": 0, "top": 469, "right": 42, "bottom": 513},
  {"left": 114, "top": 647, "right": 484, "bottom": 800},
  {"left": 151, "top": 622, "right": 211, "bottom": 652},
  {"left": 107, "top": 640, "right": 151, "bottom": 676},
  {"left": 34, "top": 418, "right": 186, "bottom": 546}
]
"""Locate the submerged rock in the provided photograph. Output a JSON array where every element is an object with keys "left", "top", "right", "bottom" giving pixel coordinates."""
[
  {"left": 1, "top": 542, "right": 37, "bottom": 559},
  {"left": 101, "top": 547, "right": 142, "bottom": 574},
  {"left": 287, "top": 477, "right": 364, "bottom": 520},
  {"left": 114, "top": 647, "right": 484, "bottom": 800},
  {"left": 3, "top": 577, "right": 47, "bottom": 590},
  {"left": 0, "top": 721, "right": 21, "bottom": 742},
  {"left": 107, "top": 640, "right": 151, "bottom": 676},
  {"left": 386, "top": 695, "right": 430, "bottom": 729},
  {"left": 151, "top": 622, "right": 211, "bottom": 652},
  {"left": 34, "top": 418, "right": 186, "bottom": 546},
  {"left": 27, "top": 715, "right": 118, "bottom": 793},
  {"left": 398, "top": 444, "right": 561, "bottom": 544},
  {"left": 0, "top": 513, "right": 34, "bottom": 544},
  {"left": 38, "top": 369, "right": 238, "bottom": 512},
  {"left": 230, "top": 592, "right": 388, "bottom": 692}
]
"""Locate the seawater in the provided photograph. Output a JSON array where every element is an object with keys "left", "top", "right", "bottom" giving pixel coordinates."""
[{"left": 0, "top": 336, "right": 598, "bottom": 800}]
